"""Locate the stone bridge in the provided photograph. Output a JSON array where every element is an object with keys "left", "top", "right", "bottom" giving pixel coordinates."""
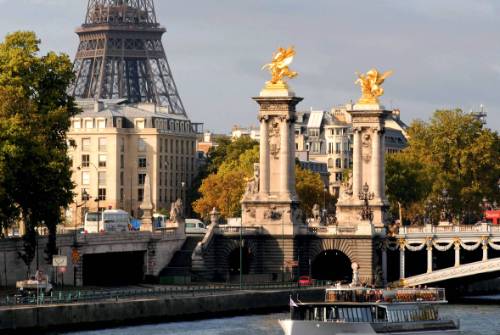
[
  {"left": 384, "top": 223, "right": 500, "bottom": 286},
  {"left": 0, "top": 229, "right": 185, "bottom": 286}
]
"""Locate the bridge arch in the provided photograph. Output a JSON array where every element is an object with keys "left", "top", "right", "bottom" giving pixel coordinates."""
[
  {"left": 311, "top": 249, "right": 353, "bottom": 282},
  {"left": 219, "top": 239, "right": 258, "bottom": 277}
]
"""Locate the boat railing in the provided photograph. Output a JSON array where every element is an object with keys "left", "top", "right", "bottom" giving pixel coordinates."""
[{"left": 325, "top": 287, "right": 446, "bottom": 303}]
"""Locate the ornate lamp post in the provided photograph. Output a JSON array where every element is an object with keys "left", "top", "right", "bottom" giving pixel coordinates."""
[
  {"left": 359, "top": 183, "right": 374, "bottom": 223},
  {"left": 438, "top": 189, "right": 452, "bottom": 222}
]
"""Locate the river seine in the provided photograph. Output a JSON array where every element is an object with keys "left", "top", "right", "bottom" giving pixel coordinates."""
[{"left": 60, "top": 305, "right": 500, "bottom": 335}]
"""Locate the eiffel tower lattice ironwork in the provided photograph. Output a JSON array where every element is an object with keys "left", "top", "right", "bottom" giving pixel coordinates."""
[{"left": 70, "top": 0, "right": 186, "bottom": 115}]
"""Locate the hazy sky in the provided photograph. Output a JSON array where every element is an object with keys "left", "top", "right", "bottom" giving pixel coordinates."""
[{"left": 0, "top": 0, "right": 499, "bottom": 132}]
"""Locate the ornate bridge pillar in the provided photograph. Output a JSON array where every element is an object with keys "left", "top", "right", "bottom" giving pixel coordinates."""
[{"left": 241, "top": 83, "right": 303, "bottom": 235}]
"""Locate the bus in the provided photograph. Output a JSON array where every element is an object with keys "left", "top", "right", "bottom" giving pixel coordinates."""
[
  {"left": 84, "top": 210, "right": 130, "bottom": 233},
  {"left": 153, "top": 213, "right": 168, "bottom": 229}
]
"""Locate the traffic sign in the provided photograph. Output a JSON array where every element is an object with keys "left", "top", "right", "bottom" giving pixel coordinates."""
[{"left": 52, "top": 255, "right": 68, "bottom": 267}]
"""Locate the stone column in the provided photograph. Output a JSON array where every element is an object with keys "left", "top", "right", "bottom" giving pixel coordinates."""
[
  {"left": 259, "top": 116, "right": 269, "bottom": 195},
  {"left": 399, "top": 241, "right": 405, "bottom": 280},
  {"left": 482, "top": 238, "right": 488, "bottom": 261},
  {"left": 380, "top": 130, "right": 386, "bottom": 200},
  {"left": 381, "top": 244, "right": 388, "bottom": 285},
  {"left": 427, "top": 244, "right": 433, "bottom": 273},
  {"left": 372, "top": 128, "right": 381, "bottom": 200},
  {"left": 353, "top": 128, "right": 362, "bottom": 196},
  {"left": 281, "top": 117, "right": 290, "bottom": 196},
  {"left": 454, "top": 241, "right": 461, "bottom": 267}
]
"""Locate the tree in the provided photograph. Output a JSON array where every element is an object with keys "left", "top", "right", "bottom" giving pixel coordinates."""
[
  {"left": 385, "top": 153, "right": 430, "bottom": 222},
  {"left": 386, "top": 109, "right": 499, "bottom": 223},
  {"left": 0, "top": 31, "right": 78, "bottom": 269},
  {"left": 296, "top": 164, "right": 330, "bottom": 217},
  {"left": 188, "top": 136, "right": 258, "bottom": 216},
  {"left": 193, "top": 145, "right": 259, "bottom": 219}
]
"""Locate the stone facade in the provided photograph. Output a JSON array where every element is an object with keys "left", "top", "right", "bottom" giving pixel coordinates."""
[{"left": 67, "top": 100, "right": 198, "bottom": 226}]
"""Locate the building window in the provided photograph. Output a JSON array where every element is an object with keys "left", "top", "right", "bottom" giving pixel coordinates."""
[
  {"left": 98, "top": 155, "right": 107, "bottom": 168},
  {"left": 116, "top": 118, "right": 123, "bottom": 128},
  {"left": 82, "top": 171, "right": 90, "bottom": 185},
  {"left": 120, "top": 138, "right": 125, "bottom": 152},
  {"left": 82, "top": 154, "right": 90, "bottom": 167},
  {"left": 98, "top": 188, "right": 106, "bottom": 201},
  {"left": 97, "top": 119, "right": 106, "bottom": 129},
  {"left": 98, "top": 137, "right": 107, "bottom": 152},
  {"left": 335, "top": 172, "right": 343, "bottom": 181},
  {"left": 120, "top": 172, "right": 124, "bottom": 186},
  {"left": 120, "top": 188, "right": 124, "bottom": 201},
  {"left": 138, "top": 189, "right": 144, "bottom": 202},
  {"left": 82, "top": 138, "right": 90, "bottom": 152},
  {"left": 73, "top": 119, "right": 81, "bottom": 129},
  {"left": 81, "top": 189, "right": 90, "bottom": 201},
  {"left": 336, "top": 158, "right": 342, "bottom": 169},
  {"left": 328, "top": 158, "right": 334, "bottom": 168},
  {"left": 120, "top": 155, "right": 124, "bottom": 169},
  {"left": 84, "top": 119, "right": 93, "bottom": 129},
  {"left": 335, "top": 142, "right": 341, "bottom": 154},
  {"left": 138, "top": 138, "right": 146, "bottom": 152},
  {"left": 98, "top": 171, "right": 106, "bottom": 185},
  {"left": 309, "top": 129, "right": 319, "bottom": 137},
  {"left": 312, "top": 142, "right": 320, "bottom": 153},
  {"left": 138, "top": 157, "right": 147, "bottom": 169},
  {"left": 138, "top": 173, "right": 146, "bottom": 185}
]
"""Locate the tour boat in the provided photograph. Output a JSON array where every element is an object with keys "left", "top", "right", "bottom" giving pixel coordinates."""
[{"left": 279, "top": 286, "right": 460, "bottom": 335}]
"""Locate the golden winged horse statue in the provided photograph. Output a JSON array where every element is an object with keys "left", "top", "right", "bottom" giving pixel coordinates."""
[
  {"left": 355, "top": 69, "right": 393, "bottom": 105},
  {"left": 262, "top": 46, "right": 298, "bottom": 85}
]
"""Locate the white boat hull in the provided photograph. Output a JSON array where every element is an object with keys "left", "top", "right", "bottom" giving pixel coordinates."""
[{"left": 279, "top": 320, "right": 461, "bottom": 335}]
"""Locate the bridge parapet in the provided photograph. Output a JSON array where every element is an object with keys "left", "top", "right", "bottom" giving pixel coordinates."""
[
  {"left": 397, "top": 223, "right": 500, "bottom": 239},
  {"left": 214, "top": 223, "right": 376, "bottom": 237}
]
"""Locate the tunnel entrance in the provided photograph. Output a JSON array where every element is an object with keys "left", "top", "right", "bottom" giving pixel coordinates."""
[
  {"left": 82, "top": 251, "right": 145, "bottom": 286},
  {"left": 312, "top": 250, "right": 352, "bottom": 283},
  {"left": 228, "top": 247, "right": 253, "bottom": 275}
]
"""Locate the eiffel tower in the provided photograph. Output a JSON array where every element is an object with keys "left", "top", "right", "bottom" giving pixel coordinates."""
[{"left": 70, "top": 0, "right": 186, "bottom": 115}]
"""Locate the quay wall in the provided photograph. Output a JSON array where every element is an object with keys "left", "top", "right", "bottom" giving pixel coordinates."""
[{"left": 0, "top": 288, "right": 324, "bottom": 332}]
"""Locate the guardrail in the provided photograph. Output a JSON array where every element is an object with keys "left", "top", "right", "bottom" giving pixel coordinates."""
[
  {"left": 398, "top": 223, "right": 499, "bottom": 236},
  {"left": 0, "top": 281, "right": 329, "bottom": 307}
]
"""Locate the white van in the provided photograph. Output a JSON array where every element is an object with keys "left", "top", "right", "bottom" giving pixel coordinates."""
[
  {"left": 185, "top": 219, "right": 207, "bottom": 234},
  {"left": 84, "top": 210, "right": 130, "bottom": 233},
  {"left": 153, "top": 213, "right": 168, "bottom": 229}
]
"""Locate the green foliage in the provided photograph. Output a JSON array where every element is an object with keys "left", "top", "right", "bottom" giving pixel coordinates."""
[
  {"left": 0, "top": 31, "right": 78, "bottom": 267},
  {"left": 296, "top": 164, "right": 333, "bottom": 217},
  {"left": 386, "top": 109, "right": 500, "bottom": 223}
]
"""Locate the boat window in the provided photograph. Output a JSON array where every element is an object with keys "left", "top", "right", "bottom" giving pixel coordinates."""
[{"left": 338, "top": 308, "right": 345, "bottom": 321}]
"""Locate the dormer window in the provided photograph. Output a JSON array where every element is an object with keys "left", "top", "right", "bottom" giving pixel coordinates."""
[
  {"left": 116, "top": 118, "right": 123, "bottom": 128},
  {"left": 73, "top": 119, "right": 81, "bottom": 129},
  {"left": 97, "top": 119, "right": 106, "bottom": 129},
  {"left": 84, "top": 119, "right": 94, "bottom": 129},
  {"left": 135, "top": 119, "right": 145, "bottom": 129}
]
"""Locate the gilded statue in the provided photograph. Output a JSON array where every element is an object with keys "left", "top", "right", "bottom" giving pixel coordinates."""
[
  {"left": 355, "top": 68, "right": 393, "bottom": 105},
  {"left": 262, "top": 46, "right": 298, "bottom": 86}
]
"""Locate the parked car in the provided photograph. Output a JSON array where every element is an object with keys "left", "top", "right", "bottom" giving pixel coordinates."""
[
  {"left": 185, "top": 219, "right": 207, "bottom": 234},
  {"left": 298, "top": 276, "right": 314, "bottom": 287}
]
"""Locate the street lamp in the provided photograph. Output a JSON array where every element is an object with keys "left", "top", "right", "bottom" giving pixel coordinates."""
[
  {"left": 181, "top": 181, "right": 186, "bottom": 216},
  {"left": 481, "top": 197, "right": 490, "bottom": 222},
  {"left": 323, "top": 186, "right": 328, "bottom": 222},
  {"left": 359, "top": 183, "right": 374, "bottom": 223},
  {"left": 438, "top": 189, "right": 452, "bottom": 222}
]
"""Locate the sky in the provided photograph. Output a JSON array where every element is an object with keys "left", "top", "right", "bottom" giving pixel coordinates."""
[{"left": 0, "top": 0, "right": 499, "bottom": 132}]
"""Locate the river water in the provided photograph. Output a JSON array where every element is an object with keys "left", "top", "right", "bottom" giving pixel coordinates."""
[{"left": 59, "top": 305, "right": 500, "bottom": 335}]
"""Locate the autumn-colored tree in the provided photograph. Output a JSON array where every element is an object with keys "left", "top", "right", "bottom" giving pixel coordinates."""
[
  {"left": 295, "top": 165, "right": 331, "bottom": 217},
  {"left": 386, "top": 109, "right": 499, "bottom": 223}
]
